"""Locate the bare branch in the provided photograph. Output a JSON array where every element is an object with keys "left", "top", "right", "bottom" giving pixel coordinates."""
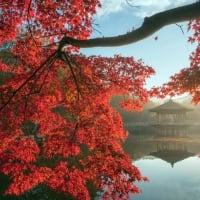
[
  {"left": 125, "top": 0, "right": 140, "bottom": 8},
  {"left": 59, "top": 2, "right": 200, "bottom": 49},
  {"left": 175, "top": 23, "right": 184, "bottom": 35}
]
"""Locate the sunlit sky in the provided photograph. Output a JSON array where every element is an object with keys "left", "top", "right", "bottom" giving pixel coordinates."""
[{"left": 81, "top": 0, "right": 197, "bottom": 90}]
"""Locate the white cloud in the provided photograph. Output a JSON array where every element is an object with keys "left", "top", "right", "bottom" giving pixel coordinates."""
[
  {"left": 97, "top": 0, "right": 125, "bottom": 17},
  {"left": 97, "top": 0, "right": 195, "bottom": 18}
]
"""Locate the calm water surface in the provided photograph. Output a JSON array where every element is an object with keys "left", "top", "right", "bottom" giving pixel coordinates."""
[{"left": 124, "top": 128, "right": 200, "bottom": 200}]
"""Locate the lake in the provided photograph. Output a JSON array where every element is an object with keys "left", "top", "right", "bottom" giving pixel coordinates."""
[{"left": 124, "top": 126, "right": 200, "bottom": 200}]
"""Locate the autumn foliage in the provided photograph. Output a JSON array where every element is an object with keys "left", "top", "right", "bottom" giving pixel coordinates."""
[
  {"left": 150, "top": 18, "right": 200, "bottom": 102},
  {"left": 0, "top": 1, "right": 199, "bottom": 200}
]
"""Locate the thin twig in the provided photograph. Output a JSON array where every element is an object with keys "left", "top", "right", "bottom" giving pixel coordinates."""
[
  {"left": 125, "top": 0, "right": 140, "bottom": 8},
  {"left": 61, "top": 52, "right": 82, "bottom": 100},
  {"left": 23, "top": 56, "right": 56, "bottom": 120},
  {"left": 27, "top": 0, "right": 38, "bottom": 46},
  {"left": 91, "top": 20, "right": 102, "bottom": 35},
  {"left": 175, "top": 23, "right": 184, "bottom": 34},
  {"left": 0, "top": 51, "right": 58, "bottom": 112},
  {"left": 70, "top": 122, "right": 79, "bottom": 142}
]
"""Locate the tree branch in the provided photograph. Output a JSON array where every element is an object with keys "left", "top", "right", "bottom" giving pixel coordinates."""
[
  {"left": 59, "top": 2, "right": 200, "bottom": 49},
  {"left": 0, "top": 51, "right": 58, "bottom": 111}
]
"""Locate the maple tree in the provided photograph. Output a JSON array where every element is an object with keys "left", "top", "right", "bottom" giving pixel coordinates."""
[{"left": 0, "top": 1, "right": 200, "bottom": 199}]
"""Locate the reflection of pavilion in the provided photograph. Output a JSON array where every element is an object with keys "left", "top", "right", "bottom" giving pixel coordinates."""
[
  {"left": 150, "top": 141, "right": 195, "bottom": 167},
  {"left": 149, "top": 99, "right": 193, "bottom": 136}
]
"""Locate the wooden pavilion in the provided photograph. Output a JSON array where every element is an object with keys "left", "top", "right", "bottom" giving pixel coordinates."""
[{"left": 149, "top": 99, "right": 193, "bottom": 136}]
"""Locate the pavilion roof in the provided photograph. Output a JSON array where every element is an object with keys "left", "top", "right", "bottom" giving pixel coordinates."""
[
  {"left": 149, "top": 99, "right": 193, "bottom": 113},
  {"left": 150, "top": 150, "right": 194, "bottom": 167}
]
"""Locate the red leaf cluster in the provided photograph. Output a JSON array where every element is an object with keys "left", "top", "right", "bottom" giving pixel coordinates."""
[{"left": 149, "top": 19, "right": 200, "bottom": 104}]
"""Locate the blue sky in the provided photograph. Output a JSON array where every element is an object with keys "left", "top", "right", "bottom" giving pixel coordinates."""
[{"left": 81, "top": 0, "right": 197, "bottom": 90}]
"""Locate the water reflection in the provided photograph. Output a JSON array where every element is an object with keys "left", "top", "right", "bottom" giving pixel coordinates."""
[
  {"left": 124, "top": 127, "right": 200, "bottom": 200},
  {"left": 150, "top": 141, "right": 194, "bottom": 168}
]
